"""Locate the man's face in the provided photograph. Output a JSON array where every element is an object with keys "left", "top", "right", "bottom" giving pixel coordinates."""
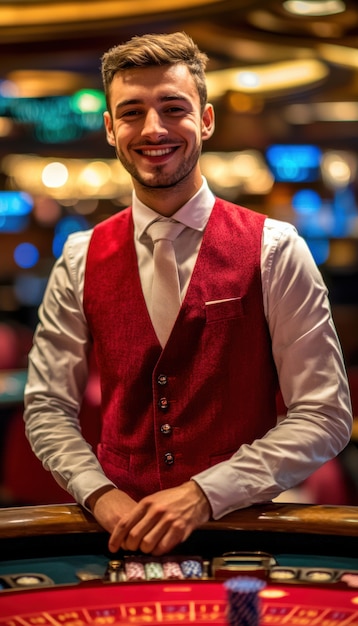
[{"left": 104, "top": 63, "right": 214, "bottom": 194}]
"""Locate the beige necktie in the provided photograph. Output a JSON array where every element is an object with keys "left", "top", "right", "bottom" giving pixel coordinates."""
[{"left": 147, "top": 220, "right": 185, "bottom": 347}]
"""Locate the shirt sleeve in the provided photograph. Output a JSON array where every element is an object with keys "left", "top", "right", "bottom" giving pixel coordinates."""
[
  {"left": 192, "top": 218, "right": 353, "bottom": 519},
  {"left": 24, "top": 230, "right": 116, "bottom": 508}
]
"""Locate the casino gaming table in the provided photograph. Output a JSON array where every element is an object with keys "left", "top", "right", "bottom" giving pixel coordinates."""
[{"left": 0, "top": 502, "right": 358, "bottom": 624}]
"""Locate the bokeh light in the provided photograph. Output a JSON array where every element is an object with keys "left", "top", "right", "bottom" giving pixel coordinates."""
[{"left": 13, "top": 242, "right": 40, "bottom": 269}]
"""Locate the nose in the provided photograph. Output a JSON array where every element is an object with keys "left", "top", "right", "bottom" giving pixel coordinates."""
[{"left": 141, "top": 108, "right": 167, "bottom": 139}]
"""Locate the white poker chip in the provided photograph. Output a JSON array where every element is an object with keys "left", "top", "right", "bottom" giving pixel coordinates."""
[
  {"left": 305, "top": 570, "right": 333, "bottom": 582},
  {"left": 270, "top": 569, "right": 297, "bottom": 580},
  {"left": 14, "top": 575, "right": 43, "bottom": 586}
]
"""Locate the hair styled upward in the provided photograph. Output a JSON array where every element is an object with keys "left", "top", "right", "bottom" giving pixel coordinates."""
[{"left": 101, "top": 32, "right": 209, "bottom": 113}]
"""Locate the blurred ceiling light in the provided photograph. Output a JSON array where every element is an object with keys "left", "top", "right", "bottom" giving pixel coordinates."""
[
  {"left": 326, "top": 159, "right": 351, "bottom": 184},
  {"left": 109, "top": 161, "right": 133, "bottom": 187},
  {"left": 2, "top": 155, "right": 133, "bottom": 201},
  {"left": 237, "top": 72, "right": 260, "bottom": 89},
  {"left": 189, "top": 23, "right": 311, "bottom": 64},
  {"left": 0, "top": 0, "right": 219, "bottom": 26},
  {"left": 247, "top": 170, "right": 275, "bottom": 195},
  {"left": 232, "top": 152, "right": 263, "bottom": 177},
  {"left": 200, "top": 151, "right": 274, "bottom": 198},
  {"left": 283, "top": 0, "right": 346, "bottom": 16},
  {"left": 318, "top": 44, "right": 358, "bottom": 69},
  {"left": 321, "top": 151, "right": 356, "bottom": 188},
  {"left": 78, "top": 161, "right": 112, "bottom": 194},
  {"left": 2, "top": 152, "right": 273, "bottom": 201},
  {"left": 5, "top": 70, "right": 86, "bottom": 98},
  {"left": 227, "top": 92, "right": 263, "bottom": 114},
  {"left": 314, "top": 102, "right": 358, "bottom": 121},
  {"left": 42, "top": 162, "right": 69, "bottom": 188},
  {"left": 248, "top": 7, "right": 346, "bottom": 37},
  {"left": 2, "top": 154, "right": 45, "bottom": 190},
  {"left": 284, "top": 101, "right": 358, "bottom": 123},
  {"left": 207, "top": 59, "right": 328, "bottom": 98}
]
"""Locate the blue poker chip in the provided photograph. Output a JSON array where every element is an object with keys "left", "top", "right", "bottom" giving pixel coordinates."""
[
  {"left": 224, "top": 576, "right": 266, "bottom": 626},
  {"left": 180, "top": 559, "right": 203, "bottom": 578},
  {"left": 224, "top": 576, "right": 266, "bottom": 593}
]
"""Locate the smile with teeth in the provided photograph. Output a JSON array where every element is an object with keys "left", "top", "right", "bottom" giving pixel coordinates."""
[{"left": 140, "top": 147, "right": 176, "bottom": 157}]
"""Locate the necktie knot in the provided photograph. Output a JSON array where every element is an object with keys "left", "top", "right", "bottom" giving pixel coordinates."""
[{"left": 147, "top": 220, "right": 185, "bottom": 244}]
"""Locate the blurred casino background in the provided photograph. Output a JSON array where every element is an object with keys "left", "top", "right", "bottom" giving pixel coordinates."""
[{"left": 0, "top": 0, "right": 358, "bottom": 506}]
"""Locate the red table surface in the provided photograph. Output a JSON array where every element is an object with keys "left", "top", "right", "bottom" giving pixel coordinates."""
[{"left": 1, "top": 580, "right": 358, "bottom": 625}]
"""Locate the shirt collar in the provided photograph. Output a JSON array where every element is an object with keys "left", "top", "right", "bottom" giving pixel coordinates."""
[{"left": 133, "top": 177, "right": 216, "bottom": 241}]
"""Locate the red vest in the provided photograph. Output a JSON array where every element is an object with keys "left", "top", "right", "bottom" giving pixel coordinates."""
[{"left": 83, "top": 198, "right": 278, "bottom": 500}]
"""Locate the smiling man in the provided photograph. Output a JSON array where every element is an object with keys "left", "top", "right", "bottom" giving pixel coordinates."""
[
  {"left": 103, "top": 56, "right": 214, "bottom": 213},
  {"left": 24, "top": 32, "right": 352, "bottom": 558}
]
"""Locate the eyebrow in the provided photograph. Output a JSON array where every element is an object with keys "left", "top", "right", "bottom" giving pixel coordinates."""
[{"left": 115, "top": 94, "right": 190, "bottom": 111}]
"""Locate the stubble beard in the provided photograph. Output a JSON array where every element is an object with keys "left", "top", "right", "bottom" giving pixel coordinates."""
[{"left": 116, "top": 144, "right": 202, "bottom": 191}]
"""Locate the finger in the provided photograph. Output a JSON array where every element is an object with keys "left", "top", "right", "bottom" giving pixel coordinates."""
[
  {"left": 122, "top": 508, "right": 164, "bottom": 552},
  {"left": 108, "top": 504, "right": 147, "bottom": 552},
  {"left": 140, "top": 515, "right": 188, "bottom": 555}
]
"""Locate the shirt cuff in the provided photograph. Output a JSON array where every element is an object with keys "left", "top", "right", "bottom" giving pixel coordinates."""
[
  {"left": 191, "top": 461, "right": 251, "bottom": 520},
  {"left": 66, "top": 470, "right": 116, "bottom": 511}
]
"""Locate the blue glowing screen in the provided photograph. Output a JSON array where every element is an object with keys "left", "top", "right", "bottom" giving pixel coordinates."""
[
  {"left": 266, "top": 145, "right": 322, "bottom": 182},
  {"left": 0, "top": 192, "right": 33, "bottom": 232}
]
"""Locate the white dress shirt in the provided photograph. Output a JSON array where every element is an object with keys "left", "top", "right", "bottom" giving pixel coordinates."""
[{"left": 24, "top": 178, "right": 352, "bottom": 518}]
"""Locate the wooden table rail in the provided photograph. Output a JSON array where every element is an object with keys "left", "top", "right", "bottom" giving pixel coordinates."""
[{"left": 0, "top": 502, "right": 357, "bottom": 539}]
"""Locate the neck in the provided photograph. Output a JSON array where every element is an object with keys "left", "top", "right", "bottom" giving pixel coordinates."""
[{"left": 133, "top": 173, "right": 203, "bottom": 217}]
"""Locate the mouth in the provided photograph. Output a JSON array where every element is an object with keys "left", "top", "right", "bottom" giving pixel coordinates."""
[
  {"left": 133, "top": 145, "right": 180, "bottom": 163},
  {"left": 140, "top": 147, "right": 177, "bottom": 157}
]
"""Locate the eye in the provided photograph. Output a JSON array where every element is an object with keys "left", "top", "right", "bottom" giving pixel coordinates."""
[
  {"left": 121, "top": 109, "right": 142, "bottom": 119},
  {"left": 165, "top": 106, "right": 186, "bottom": 115}
]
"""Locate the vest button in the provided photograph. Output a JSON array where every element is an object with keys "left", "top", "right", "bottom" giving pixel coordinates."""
[
  {"left": 160, "top": 423, "right": 172, "bottom": 436},
  {"left": 164, "top": 452, "right": 174, "bottom": 465},
  {"left": 158, "top": 397, "right": 169, "bottom": 411},
  {"left": 157, "top": 374, "right": 168, "bottom": 386}
]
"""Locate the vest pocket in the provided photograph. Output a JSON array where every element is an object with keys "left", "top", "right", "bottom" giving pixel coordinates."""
[
  {"left": 205, "top": 297, "right": 244, "bottom": 323},
  {"left": 97, "top": 443, "right": 130, "bottom": 472}
]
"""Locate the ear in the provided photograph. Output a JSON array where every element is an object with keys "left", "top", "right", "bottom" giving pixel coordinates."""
[
  {"left": 103, "top": 111, "right": 116, "bottom": 147},
  {"left": 201, "top": 103, "right": 215, "bottom": 142}
]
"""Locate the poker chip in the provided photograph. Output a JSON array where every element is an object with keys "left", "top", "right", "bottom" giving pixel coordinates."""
[
  {"left": 224, "top": 576, "right": 266, "bottom": 626},
  {"left": 163, "top": 561, "right": 185, "bottom": 580},
  {"left": 124, "top": 561, "right": 146, "bottom": 581},
  {"left": 144, "top": 561, "right": 164, "bottom": 580},
  {"left": 341, "top": 573, "right": 358, "bottom": 588},
  {"left": 122, "top": 556, "right": 204, "bottom": 582},
  {"left": 270, "top": 568, "right": 297, "bottom": 581},
  {"left": 180, "top": 559, "right": 203, "bottom": 579},
  {"left": 305, "top": 570, "right": 333, "bottom": 582},
  {"left": 14, "top": 575, "right": 43, "bottom": 586}
]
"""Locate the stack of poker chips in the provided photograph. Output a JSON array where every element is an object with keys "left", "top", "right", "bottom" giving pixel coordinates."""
[
  {"left": 224, "top": 576, "right": 266, "bottom": 626},
  {"left": 107, "top": 556, "right": 204, "bottom": 582}
]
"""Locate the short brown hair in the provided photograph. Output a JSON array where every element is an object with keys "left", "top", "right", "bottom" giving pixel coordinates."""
[{"left": 101, "top": 32, "right": 209, "bottom": 112}]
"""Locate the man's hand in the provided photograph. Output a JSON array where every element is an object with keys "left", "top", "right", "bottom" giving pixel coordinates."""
[
  {"left": 87, "top": 486, "right": 138, "bottom": 534},
  {"left": 107, "top": 480, "right": 211, "bottom": 556}
]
